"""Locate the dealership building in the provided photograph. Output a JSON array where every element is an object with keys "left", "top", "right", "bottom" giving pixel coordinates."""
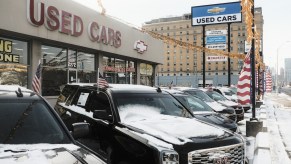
[{"left": 0, "top": 0, "right": 163, "bottom": 98}]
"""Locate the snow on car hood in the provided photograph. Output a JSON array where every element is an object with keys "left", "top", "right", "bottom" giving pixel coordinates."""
[
  {"left": 205, "top": 101, "right": 226, "bottom": 111},
  {"left": 218, "top": 100, "right": 238, "bottom": 106},
  {"left": 119, "top": 105, "right": 225, "bottom": 145},
  {"left": 0, "top": 144, "right": 105, "bottom": 164}
]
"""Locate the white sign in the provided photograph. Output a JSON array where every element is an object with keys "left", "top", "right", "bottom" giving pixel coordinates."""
[
  {"left": 206, "top": 56, "right": 227, "bottom": 62},
  {"left": 206, "top": 44, "right": 226, "bottom": 50},
  {"left": 191, "top": 2, "right": 242, "bottom": 26},
  {"left": 245, "top": 41, "right": 251, "bottom": 53},
  {"left": 206, "top": 30, "right": 227, "bottom": 36}
]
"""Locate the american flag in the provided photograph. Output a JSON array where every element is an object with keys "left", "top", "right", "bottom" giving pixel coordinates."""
[
  {"left": 32, "top": 60, "right": 41, "bottom": 94},
  {"left": 98, "top": 72, "right": 109, "bottom": 88},
  {"left": 237, "top": 50, "right": 251, "bottom": 105}
]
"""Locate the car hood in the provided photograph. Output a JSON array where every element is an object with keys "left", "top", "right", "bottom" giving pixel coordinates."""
[
  {"left": 121, "top": 114, "right": 229, "bottom": 146},
  {"left": 0, "top": 144, "right": 105, "bottom": 164},
  {"left": 217, "top": 100, "right": 238, "bottom": 107},
  {"left": 205, "top": 101, "right": 226, "bottom": 112},
  {"left": 193, "top": 112, "right": 237, "bottom": 131}
]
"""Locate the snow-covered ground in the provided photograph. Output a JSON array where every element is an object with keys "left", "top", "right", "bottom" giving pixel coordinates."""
[{"left": 238, "top": 93, "right": 291, "bottom": 164}]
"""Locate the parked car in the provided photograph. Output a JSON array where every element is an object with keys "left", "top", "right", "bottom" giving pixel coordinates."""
[
  {"left": 0, "top": 85, "right": 105, "bottom": 164},
  {"left": 203, "top": 88, "right": 245, "bottom": 122},
  {"left": 55, "top": 83, "right": 246, "bottom": 164},
  {"left": 214, "top": 87, "right": 251, "bottom": 112},
  {"left": 173, "top": 87, "right": 238, "bottom": 122},
  {"left": 163, "top": 89, "right": 239, "bottom": 132}
]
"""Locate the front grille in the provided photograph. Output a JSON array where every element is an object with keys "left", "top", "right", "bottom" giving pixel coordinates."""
[{"left": 188, "top": 143, "right": 244, "bottom": 164}]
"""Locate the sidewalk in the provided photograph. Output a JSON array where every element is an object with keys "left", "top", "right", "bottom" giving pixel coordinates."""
[{"left": 248, "top": 94, "right": 291, "bottom": 164}]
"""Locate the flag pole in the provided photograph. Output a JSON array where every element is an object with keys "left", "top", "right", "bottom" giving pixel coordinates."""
[{"left": 97, "top": 68, "right": 100, "bottom": 94}]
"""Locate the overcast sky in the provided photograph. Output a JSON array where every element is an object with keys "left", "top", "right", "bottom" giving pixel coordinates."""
[{"left": 73, "top": 0, "right": 291, "bottom": 71}]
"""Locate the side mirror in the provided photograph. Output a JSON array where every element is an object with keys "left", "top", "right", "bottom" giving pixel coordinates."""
[
  {"left": 93, "top": 110, "right": 113, "bottom": 121},
  {"left": 72, "top": 122, "right": 90, "bottom": 139}
]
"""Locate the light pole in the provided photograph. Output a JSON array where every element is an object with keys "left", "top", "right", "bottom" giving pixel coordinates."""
[{"left": 276, "top": 41, "right": 291, "bottom": 94}]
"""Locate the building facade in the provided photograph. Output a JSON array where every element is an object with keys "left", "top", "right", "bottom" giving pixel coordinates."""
[
  {"left": 0, "top": 0, "right": 164, "bottom": 98},
  {"left": 142, "top": 7, "right": 263, "bottom": 87}
]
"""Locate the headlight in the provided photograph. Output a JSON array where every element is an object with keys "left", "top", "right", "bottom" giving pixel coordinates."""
[{"left": 161, "top": 150, "right": 179, "bottom": 164}]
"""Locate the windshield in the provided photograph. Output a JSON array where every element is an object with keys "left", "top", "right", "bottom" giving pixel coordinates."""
[
  {"left": 0, "top": 100, "right": 71, "bottom": 144},
  {"left": 229, "top": 87, "right": 237, "bottom": 94},
  {"left": 115, "top": 93, "right": 192, "bottom": 122},
  {"left": 174, "top": 94, "right": 214, "bottom": 112},
  {"left": 206, "top": 91, "right": 228, "bottom": 101},
  {"left": 184, "top": 90, "right": 214, "bottom": 102}
]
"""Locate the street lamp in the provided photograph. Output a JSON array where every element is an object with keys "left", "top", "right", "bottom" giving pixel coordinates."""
[{"left": 276, "top": 41, "right": 291, "bottom": 94}]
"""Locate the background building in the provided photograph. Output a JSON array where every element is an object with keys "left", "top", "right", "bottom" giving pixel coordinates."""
[
  {"left": 142, "top": 7, "right": 263, "bottom": 87},
  {"left": 285, "top": 58, "right": 291, "bottom": 85}
]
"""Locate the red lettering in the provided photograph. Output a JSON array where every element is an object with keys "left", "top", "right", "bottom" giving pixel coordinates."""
[
  {"left": 45, "top": 6, "right": 59, "bottom": 31},
  {"left": 107, "top": 28, "right": 115, "bottom": 46},
  {"left": 114, "top": 31, "right": 121, "bottom": 48},
  {"left": 88, "top": 22, "right": 99, "bottom": 41},
  {"left": 60, "top": 10, "right": 71, "bottom": 34},
  {"left": 27, "top": 0, "right": 44, "bottom": 26},
  {"left": 72, "top": 15, "right": 83, "bottom": 37},
  {"left": 99, "top": 26, "right": 108, "bottom": 44}
]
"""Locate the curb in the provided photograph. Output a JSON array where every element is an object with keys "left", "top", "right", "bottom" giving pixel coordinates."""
[{"left": 252, "top": 132, "right": 271, "bottom": 164}]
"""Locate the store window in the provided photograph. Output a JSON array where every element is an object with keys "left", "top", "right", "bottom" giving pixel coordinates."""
[
  {"left": 42, "top": 45, "right": 67, "bottom": 96},
  {"left": 77, "top": 52, "right": 95, "bottom": 83},
  {"left": 140, "top": 63, "right": 153, "bottom": 86},
  {"left": 103, "top": 56, "right": 135, "bottom": 84},
  {"left": 0, "top": 37, "right": 28, "bottom": 86}
]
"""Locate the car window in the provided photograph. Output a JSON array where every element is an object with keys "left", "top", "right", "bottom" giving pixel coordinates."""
[
  {"left": 186, "top": 96, "right": 213, "bottom": 112},
  {"left": 87, "top": 91, "right": 111, "bottom": 113},
  {"left": 207, "top": 91, "right": 228, "bottom": 101},
  {"left": 185, "top": 90, "right": 214, "bottom": 102},
  {"left": 0, "top": 100, "right": 70, "bottom": 144},
  {"left": 114, "top": 93, "right": 192, "bottom": 122}
]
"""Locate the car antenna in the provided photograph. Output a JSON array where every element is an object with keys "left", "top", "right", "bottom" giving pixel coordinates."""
[{"left": 15, "top": 87, "right": 23, "bottom": 97}]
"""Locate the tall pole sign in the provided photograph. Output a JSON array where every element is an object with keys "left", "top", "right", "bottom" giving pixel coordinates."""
[{"left": 191, "top": 2, "right": 242, "bottom": 87}]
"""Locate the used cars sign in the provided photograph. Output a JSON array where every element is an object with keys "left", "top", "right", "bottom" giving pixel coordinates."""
[{"left": 191, "top": 2, "right": 242, "bottom": 26}]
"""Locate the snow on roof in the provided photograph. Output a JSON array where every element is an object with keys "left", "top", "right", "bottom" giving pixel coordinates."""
[{"left": 59, "top": 103, "right": 94, "bottom": 119}]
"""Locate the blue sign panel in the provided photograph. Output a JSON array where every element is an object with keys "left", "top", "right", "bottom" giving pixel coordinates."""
[
  {"left": 191, "top": 2, "right": 242, "bottom": 26},
  {"left": 206, "top": 36, "right": 226, "bottom": 44}
]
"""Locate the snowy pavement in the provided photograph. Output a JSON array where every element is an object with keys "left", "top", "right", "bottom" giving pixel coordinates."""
[{"left": 238, "top": 93, "right": 291, "bottom": 164}]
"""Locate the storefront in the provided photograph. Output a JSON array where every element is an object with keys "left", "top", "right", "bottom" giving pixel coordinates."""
[{"left": 0, "top": 0, "right": 163, "bottom": 98}]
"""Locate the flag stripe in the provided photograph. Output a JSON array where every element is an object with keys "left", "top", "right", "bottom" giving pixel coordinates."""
[
  {"left": 32, "top": 61, "right": 41, "bottom": 94},
  {"left": 237, "top": 50, "right": 251, "bottom": 105}
]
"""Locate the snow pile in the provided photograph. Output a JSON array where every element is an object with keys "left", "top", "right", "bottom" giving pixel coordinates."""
[{"left": 58, "top": 103, "right": 94, "bottom": 118}]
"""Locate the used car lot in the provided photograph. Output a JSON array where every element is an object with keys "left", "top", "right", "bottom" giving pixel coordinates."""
[
  {"left": 173, "top": 87, "right": 238, "bottom": 122},
  {"left": 163, "top": 89, "right": 238, "bottom": 132},
  {"left": 0, "top": 85, "right": 105, "bottom": 164},
  {"left": 202, "top": 88, "right": 245, "bottom": 122},
  {"left": 55, "top": 83, "right": 246, "bottom": 164},
  {"left": 214, "top": 87, "right": 251, "bottom": 112}
]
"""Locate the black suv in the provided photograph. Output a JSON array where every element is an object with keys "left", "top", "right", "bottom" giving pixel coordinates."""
[
  {"left": 0, "top": 85, "right": 105, "bottom": 164},
  {"left": 55, "top": 83, "right": 246, "bottom": 164}
]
